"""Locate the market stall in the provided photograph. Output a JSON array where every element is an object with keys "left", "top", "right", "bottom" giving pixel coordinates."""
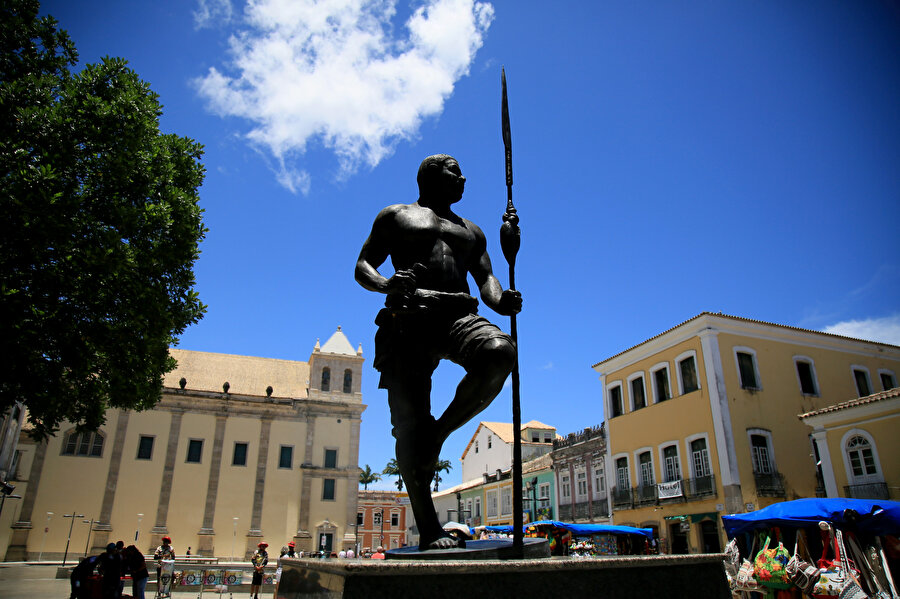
[{"left": 721, "top": 498, "right": 900, "bottom": 598}]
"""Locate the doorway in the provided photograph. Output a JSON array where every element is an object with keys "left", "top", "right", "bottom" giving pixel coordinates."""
[
  {"left": 699, "top": 520, "right": 721, "bottom": 553},
  {"left": 318, "top": 533, "right": 333, "bottom": 553},
  {"left": 668, "top": 522, "right": 689, "bottom": 554}
]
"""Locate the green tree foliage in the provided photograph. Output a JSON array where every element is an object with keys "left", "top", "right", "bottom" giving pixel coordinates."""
[
  {"left": 432, "top": 458, "right": 452, "bottom": 491},
  {"left": 0, "top": 0, "right": 207, "bottom": 438},
  {"left": 359, "top": 464, "right": 381, "bottom": 490},
  {"left": 382, "top": 458, "right": 403, "bottom": 492}
]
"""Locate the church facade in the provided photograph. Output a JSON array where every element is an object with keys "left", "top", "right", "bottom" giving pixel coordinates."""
[{"left": 2, "top": 328, "right": 365, "bottom": 560}]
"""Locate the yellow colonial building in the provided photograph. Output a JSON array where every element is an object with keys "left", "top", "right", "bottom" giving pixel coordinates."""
[
  {"left": 800, "top": 387, "right": 899, "bottom": 501},
  {"left": 592, "top": 312, "right": 900, "bottom": 554},
  {"left": 2, "top": 328, "right": 366, "bottom": 560}
]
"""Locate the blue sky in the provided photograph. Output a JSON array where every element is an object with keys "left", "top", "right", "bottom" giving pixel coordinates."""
[{"left": 41, "top": 0, "right": 900, "bottom": 490}]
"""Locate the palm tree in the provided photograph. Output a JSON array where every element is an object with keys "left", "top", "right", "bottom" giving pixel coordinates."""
[
  {"left": 432, "top": 458, "right": 452, "bottom": 492},
  {"left": 383, "top": 458, "right": 404, "bottom": 492},
  {"left": 359, "top": 464, "right": 381, "bottom": 490}
]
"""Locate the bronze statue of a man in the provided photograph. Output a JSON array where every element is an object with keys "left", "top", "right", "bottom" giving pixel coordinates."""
[{"left": 355, "top": 154, "right": 522, "bottom": 550}]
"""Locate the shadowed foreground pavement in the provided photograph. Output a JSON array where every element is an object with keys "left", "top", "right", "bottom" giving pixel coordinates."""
[{"left": 0, "top": 564, "right": 260, "bottom": 599}]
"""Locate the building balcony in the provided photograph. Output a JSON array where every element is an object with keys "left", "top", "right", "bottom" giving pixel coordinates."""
[
  {"left": 557, "top": 498, "right": 607, "bottom": 522},
  {"left": 844, "top": 482, "right": 889, "bottom": 500},
  {"left": 611, "top": 477, "right": 717, "bottom": 510},
  {"left": 684, "top": 475, "right": 717, "bottom": 499},
  {"left": 754, "top": 471, "right": 786, "bottom": 497},
  {"left": 611, "top": 486, "right": 633, "bottom": 510},
  {"left": 635, "top": 484, "right": 658, "bottom": 506}
]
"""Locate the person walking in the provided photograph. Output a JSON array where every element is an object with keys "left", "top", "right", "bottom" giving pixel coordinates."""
[{"left": 249, "top": 541, "right": 269, "bottom": 599}]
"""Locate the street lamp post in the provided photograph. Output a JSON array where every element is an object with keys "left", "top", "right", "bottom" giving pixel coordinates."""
[
  {"left": 62, "top": 511, "right": 85, "bottom": 566},
  {"left": 39, "top": 512, "right": 53, "bottom": 561},
  {"left": 82, "top": 517, "right": 95, "bottom": 557},
  {"left": 231, "top": 517, "right": 239, "bottom": 562},
  {"left": 136, "top": 513, "right": 144, "bottom": 545}
]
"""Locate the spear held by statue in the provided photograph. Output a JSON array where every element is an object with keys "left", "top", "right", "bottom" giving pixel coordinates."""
[{"left": 499, "top": 67, "right": 524, "bottom": 555}]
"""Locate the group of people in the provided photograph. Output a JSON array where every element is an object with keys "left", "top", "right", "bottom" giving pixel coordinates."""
[{"left": 68, "top": 540, "right": 149, "bottom": 599}]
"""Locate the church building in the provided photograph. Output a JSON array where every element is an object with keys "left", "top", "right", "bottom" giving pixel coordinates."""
[{"left": 2, "top": 328, "right": 365, "bottom": 560}]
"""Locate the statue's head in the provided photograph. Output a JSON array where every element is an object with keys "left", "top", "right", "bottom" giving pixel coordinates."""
[{"left": 417, "top": 154, "right": 464, "bottom": 203}]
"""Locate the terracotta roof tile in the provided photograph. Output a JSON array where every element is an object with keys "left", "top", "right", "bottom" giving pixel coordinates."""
[{"left": 798, "top": 387, "right": 900, "bottom": 419}]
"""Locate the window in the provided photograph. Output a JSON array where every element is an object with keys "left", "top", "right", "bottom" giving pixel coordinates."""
[
  {"left": 560, "top": 474, "right": 571, "bottom": 499},
  {"left": 678, "top": 355, "right": 699, "bottom": 394},
  {"left": 652, "top": 365, "right": 671, "bottom": 402},
  {"left": 736, "top": 350, "right": 759, "bottom": 389},
  {"left": 501, "top": 488, "right": 512, "bottom": 515},
  {"left": 279, "top": 445, "right": 293, "bottom": 469},
  {"left": 321, "top": 367, "right": 331, "bottom": 392},
  {"left": 662, "top": 445, "right": 680, "bottom": 482},
  {"left": 576, "top": 471, "right": 588, "bottom": 498},
  {"left": 486, "top": 491, "right": 498, "bottom": 518},
  {"left": 543, "top": 432, "right": 552, "bottom": 443},
  {"left": 487, "top": 435, "right": 492, "bottom": 449},
  {"left": 62, "top": 430, "right": 104, "bottom": 457},
  {"left": 638, "top": 451, "right": 654, "bottom": 487},
  {"left": 322, "top": 478, "right": 335, "bottom": 500},
  {"left": 615, "top": 457, "right": 629, "bottom": 489},
  {"left": 136, "top": 436, "right": 154, "bottom": 460},
  {"left": 474, "top": 497, "right": 481, "bottom": 518},
  {"left": 880, "top": 370, "right": 897, "bottom": 390},
  {"left": 853, "top": 368, "right": 871, "bottom": 397},
  {"left": 795, "top": 358, "right": 818, "bottom": 395},
  {"left": 357, "top": 512, "right": 364, "bottom": 525},
  {"left": 373, "top": 511, "right": 382, "bottom": 525},
  {"left": 324, "top": 448, "right": 337, "bottom": 468},
  {"left": 391, "top": 512, "right": 399, "bottom": 527},
  {"left": 232, "top": 442, "right": 248, "bottom": 466},
  {"left": 690, "top": 437, "right": 711, "bottom": 478},
  {"left": 186, "top": 439, "right": 203, "bottom": 463},
  {"left": 846, "top": 435, "right": 877, "bottom": 478},
  {"left": 475, "top": 440, "right": 478, "bottom": 454},
  {"left": 531, "top": 433, "right": 539, "bottom": 442},
  {"left": 609, "top": 384, "right": 624, "bottom": 418},
  {"left": 539, "top": 482, "right": 551, "bottom": 499},
  {"left": 750, "top": 434, "right": 772, "bottom": 474},
  {"left": 343, "top": 369, "right": 352, "bottom": 393},
  {"left": 593, "top": 465, "right": 605, "bottom": 493},
  {"left": 630, "top": 375, "right": 646, "bottom": 411}
]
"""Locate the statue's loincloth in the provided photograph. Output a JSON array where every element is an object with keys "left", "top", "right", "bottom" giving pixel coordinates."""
[{"left": 373, "top": 291, "right": 512, "bottom": 390}]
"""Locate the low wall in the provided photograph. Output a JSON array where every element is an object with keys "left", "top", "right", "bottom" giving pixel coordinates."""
[{"left": 278, "top": 554, "right": 730, "bottom": 599}]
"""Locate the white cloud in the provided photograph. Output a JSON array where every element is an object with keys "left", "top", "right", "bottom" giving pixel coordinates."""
[
  {"left": 821, "top": 314, "right": 900, "bottom": 346},
  {"left": 194, "top": 0, "right": 234, "bottom": 29},
  {"left": 194, "top": 0, "right": 494, "bottom": 193},
  {"left": 540, "top": 361, "right": 554, "bottom": 370}
]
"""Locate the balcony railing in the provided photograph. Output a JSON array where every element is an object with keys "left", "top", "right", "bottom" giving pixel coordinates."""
[
  {"left": 635, "top": 484, "right": 658, "bottom": 506},
  {"left": 844, "top": 482, "right": 889, "bottom": 500},
  {"left": 612, "top": 486, "right": 633, "bottom": 509},
  {"left": 754, "top": 471, "right": 786, "bottom": 497},
  {"left": 557, "top": 499, "right": 607, "bottom": 521},
  {"left": 611, "top": 476, "right": 717, "bottom": 510},
  {"left": 684, "top": 475, "right": 716, "bottom": 499}
]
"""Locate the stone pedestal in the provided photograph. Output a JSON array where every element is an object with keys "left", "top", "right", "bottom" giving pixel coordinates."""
[{"left": 278, "top": 553, "right": 730, "bottom": 599}]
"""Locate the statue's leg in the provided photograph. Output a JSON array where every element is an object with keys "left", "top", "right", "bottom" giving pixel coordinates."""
[
  {"left": 388, "top": 377, "right": 458, "bottom": 551},
  {"left": 436, "top": 336, "right": 516, "bottom": 443}
]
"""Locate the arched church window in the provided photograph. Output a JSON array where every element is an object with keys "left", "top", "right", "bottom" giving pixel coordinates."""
[
  {"left": 62, "top": 429, "right": 104, "bottom": 457},
  {"left": 343, "top": 369, "right": 352, "bottom": 393},
  {"left": 321, "top": 367, "right": 331, "bottom": 392}
]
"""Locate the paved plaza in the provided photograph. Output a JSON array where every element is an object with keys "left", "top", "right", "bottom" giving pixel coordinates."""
[{"left": 0, "top": 563, "right": 262, "bottom": 599}]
